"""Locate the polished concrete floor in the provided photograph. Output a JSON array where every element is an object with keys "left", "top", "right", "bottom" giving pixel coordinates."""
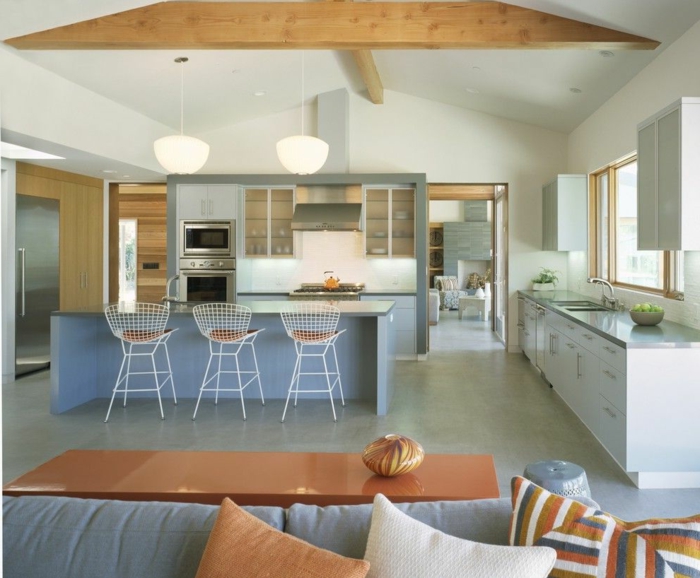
[{"left": 3, "top": 310, "right": 700, "bottom": 520}]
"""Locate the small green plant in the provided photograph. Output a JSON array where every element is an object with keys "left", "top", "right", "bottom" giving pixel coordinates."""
[{"left": 532, "top": 267, "right": 560, "bottom": 286}]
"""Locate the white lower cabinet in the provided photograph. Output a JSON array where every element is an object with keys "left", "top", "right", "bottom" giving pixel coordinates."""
[
  {"left": 361, "top": 295, "right": 416, "bottom": 357},
  {"left": 599, "top": 395, "right": 627, "bottom": 467}
]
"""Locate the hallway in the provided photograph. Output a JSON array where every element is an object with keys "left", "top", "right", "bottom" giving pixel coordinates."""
[{"left": 3, "top": 310, "right": 699, "bottom": 520}]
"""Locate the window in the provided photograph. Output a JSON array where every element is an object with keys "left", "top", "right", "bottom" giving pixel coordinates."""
[{"left": 590, "top": 156, "right": 683, "bottom": 298}]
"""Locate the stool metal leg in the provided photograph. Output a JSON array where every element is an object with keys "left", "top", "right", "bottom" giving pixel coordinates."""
[
  {"left": 331, "top": 342, "right": 345, "bottom": 407},
  {"left": 192, "top": 347, "right": 214, "bottom": 420},
  {"left": 123, "top": 343, "right": 133, "bottom": 407},
  {"left": 151, "top": 347, "right": 165, "bottom": 420},
  {"left": 322, "top": 346, "right": 338, "bottom": 422},
  {"left": 249, "top": 341, "right": 265, "bottom": 406},
  {"left": 234, "top": 344, "right": 247, "bottom": 420},
  {"left": 162, "top": 341, "right": 177, "bottom": 405}
]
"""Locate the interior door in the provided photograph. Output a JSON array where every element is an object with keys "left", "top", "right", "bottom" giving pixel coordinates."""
[{"left": 493, "top": 187, "right": 508, "bottom": 345}]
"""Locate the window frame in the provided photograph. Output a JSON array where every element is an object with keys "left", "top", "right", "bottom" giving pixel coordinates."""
[{"left": 589, "top": 154, "right": 683, "bottom": 300}]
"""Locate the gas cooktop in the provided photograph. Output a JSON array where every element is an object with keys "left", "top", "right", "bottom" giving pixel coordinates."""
[{"left": 289, "top": 283, "right": 365, "bottom": 300}]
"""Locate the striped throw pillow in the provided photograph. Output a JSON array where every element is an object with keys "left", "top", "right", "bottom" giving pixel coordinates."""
[{"left": 510, "top": 476, "right": 700, "bottom": 577}]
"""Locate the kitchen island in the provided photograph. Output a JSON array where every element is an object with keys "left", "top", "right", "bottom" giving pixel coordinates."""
[{"left": 50, "top": 300, "right": 396, "bottom": 416}]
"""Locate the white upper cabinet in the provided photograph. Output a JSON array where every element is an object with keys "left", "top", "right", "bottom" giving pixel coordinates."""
[
  {"left": 541, "top": 175, "right": 587, "bottom": 251},
  {"left": 178, "top": 184, "right": 237, "bottom": 220},
  {"left": 637, "top": 98, "right": 700, "bottom": 250}
]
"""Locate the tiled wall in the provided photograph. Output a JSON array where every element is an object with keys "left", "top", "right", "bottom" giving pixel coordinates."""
[{"left": 237, "top": 231, "right": 417, "bottom": 292}]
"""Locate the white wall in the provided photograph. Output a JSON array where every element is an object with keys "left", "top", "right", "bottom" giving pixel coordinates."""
[
  {"left": 429, "top": 201, "right": 464, "bottom": 222},
  {"left": 0, "top": 45, "right": 172, "bottom": 173},
  {"left": 567, "top": 19, "right": 700, "bottom": 329}
]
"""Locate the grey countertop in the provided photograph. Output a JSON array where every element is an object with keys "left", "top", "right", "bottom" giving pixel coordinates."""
[
  {"left": 519, "top": 290, "right": 700, "bottom": 348},
  {"left": 53, "top": 300, "right": 396, "bottom": 318}
]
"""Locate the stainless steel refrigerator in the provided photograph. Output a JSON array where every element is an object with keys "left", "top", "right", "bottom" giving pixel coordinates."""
[{"left": 15, "top": 194, "right": 59, "bottom": 376}]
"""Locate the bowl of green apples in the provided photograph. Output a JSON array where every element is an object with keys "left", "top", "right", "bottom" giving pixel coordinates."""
[{"left": 629, "top": 303, "right": 664, "bottom": 326}]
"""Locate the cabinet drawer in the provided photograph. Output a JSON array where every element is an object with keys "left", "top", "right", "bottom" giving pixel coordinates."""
[
  {"left": 599, "top": 340, "right": 626, "bottom": 373},
  {"left": 545, "top": 310, "right": 566, "bottom": 333},
  {"left": 559, "top": 317, "right": 580, "bottom": 339},
  {"left": 599, "top": 395, "right": 627, "bottom": 467},
  {"left": 576, "top": 328, "right": 601, "bottom": 356},
  {"left": 600, "top": 362, "right": 626, "bottom": 414}
]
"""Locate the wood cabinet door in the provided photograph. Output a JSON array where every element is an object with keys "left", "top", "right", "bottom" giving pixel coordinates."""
[{"left": 85, "top": 188, "right": 104, "bottom": 305}]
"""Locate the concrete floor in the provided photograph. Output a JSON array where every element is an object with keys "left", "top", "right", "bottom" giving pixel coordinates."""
[{"left": 3, "top": 310, "right": 700, "bottom": 520}]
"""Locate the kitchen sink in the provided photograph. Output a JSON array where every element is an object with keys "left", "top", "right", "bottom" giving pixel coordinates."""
[{"left": 548, "top": 300, "right": 611, "bottom": 312}]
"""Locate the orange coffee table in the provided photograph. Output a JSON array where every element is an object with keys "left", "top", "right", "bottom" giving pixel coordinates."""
[{"left": 3, "top": 450, "right": 499, "bottom": 507}]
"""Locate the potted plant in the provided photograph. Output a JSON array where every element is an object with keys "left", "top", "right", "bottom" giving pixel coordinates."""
[{"left": 532, "top": 268, "right": 559, "bottom": 291}]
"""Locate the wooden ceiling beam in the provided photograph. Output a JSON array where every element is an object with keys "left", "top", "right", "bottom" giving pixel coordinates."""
[{"left": 4, "top": 2, "right": 660, "bottom": 51}]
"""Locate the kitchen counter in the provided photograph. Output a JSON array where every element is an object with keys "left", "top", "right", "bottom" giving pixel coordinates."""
[
  {"left": 518, "top": 290, "right": 700, "bottom": 348},
  {"left": 519, "top": 289, "right": 700, "bottom": 489},
  {"left": 50, "top": 300, "right": 397, "bottom": 416}
]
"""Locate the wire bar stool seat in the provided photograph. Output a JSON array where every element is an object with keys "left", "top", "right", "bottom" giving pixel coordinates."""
[
  {"left": 280, "top": 303, "right": 346, "bottom": 422},
  {"left": 103, "top": 302, "right": 178, "bottom": 422},
  {"left": 192, "top": 303, "right": 265, "bottom": 421}
]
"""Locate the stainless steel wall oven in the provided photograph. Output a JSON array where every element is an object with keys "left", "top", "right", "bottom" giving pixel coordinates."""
[{"left": 179, "top": 259, "right": 236, "bottom": 303}]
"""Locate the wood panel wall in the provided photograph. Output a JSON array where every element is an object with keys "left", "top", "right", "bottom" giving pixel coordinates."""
[
  {"left": 16, "top": 162, "right": 104, "bottom": 310},
  {"left": 118, "top": 185, "right": 167, "bottom": 303}
]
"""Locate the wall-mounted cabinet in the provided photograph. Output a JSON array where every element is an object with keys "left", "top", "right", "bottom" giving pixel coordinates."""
[
  {"left": 243, "top": 187, "right": 295, "bottom": 258},
  {"left": 178, "top": 184, "right": 237, "bottom": 220},
  {"left": 364, "top": 187, "right": 415, "bottom": 258},
  {"left": 637, "top": 97, "right": 700, "bottom": 250},
  {"left": 542, "top": 175, "right": 587, "bottom": 251}
]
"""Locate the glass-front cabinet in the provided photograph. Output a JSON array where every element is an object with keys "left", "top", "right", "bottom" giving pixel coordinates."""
[
  {"left": 364, "top": 186, "right": 415, "bottom": 258},
  {"left": 243, "top": 187, "right": 295, "bottom": 258}
]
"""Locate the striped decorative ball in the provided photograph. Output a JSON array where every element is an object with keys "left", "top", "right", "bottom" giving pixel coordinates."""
[{"left": 362, "top": 434, "right": 425, "bottom": 477}]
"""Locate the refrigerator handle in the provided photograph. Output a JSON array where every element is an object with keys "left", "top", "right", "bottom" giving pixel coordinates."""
[{"left": 18, "top": 248, "right": 26, "bottom": 317}]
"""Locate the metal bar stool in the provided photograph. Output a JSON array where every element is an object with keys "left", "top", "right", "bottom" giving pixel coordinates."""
[
  {"left": 103, "top": 302, "right": 178, "bottom": 422},
  {"left": 280, "top": 302, "right": 346, "bottom": 422},
  {"left": 192, "top": 303, "right": 265, "bottom": 421}
]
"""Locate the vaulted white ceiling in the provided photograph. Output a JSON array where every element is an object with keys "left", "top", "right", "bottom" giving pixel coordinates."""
[{"left": 3, "top": 0, "right": 700, "bottom": 179}]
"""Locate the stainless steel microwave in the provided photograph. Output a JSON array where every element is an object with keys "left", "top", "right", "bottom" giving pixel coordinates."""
[{"left": 181, "top": 220, "right": 235, "bottom": 258}]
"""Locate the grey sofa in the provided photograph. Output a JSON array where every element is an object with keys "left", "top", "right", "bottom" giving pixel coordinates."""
[{"left": 3, "top": 494, "right": 515, "bottom": 578}]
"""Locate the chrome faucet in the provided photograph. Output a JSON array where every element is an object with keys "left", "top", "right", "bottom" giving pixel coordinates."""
[
  {"left": 587, "top": 277, "right": 618, "bottom": 309},
  {"left": 162, "top": 274, "right": 180, "bottom": 308}
]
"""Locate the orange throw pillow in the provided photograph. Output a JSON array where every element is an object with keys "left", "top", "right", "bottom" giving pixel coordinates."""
[{"left": 195, "top": 498, "right": 370, "bottom": 578}]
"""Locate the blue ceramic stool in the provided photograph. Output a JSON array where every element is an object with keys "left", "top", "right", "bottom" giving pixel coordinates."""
[{"left": 523, "top": 460, "right": 591, "bottom": 498}]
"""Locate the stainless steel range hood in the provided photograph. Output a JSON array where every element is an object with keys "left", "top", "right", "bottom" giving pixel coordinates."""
[{"left": 291, "top": 185, "right": 363, "bottom": 231}]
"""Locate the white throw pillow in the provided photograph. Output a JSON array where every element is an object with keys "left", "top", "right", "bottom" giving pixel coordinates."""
[{"left": 364, "top": 494, "right": 556, "bottom": 578}]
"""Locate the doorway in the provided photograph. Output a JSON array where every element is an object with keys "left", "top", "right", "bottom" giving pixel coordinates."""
[{"left": 427, "top": 183, "right": 509, "bottom": 351}]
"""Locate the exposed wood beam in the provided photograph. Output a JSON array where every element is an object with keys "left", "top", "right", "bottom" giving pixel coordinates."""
[
  {"left": 352, "top": 50, "right": 384, "bottom": 105},
  {"left": 4, "top": 2, "right": 660, "bottom": 51},
  {"left": 330, "top": 0, "right": 384, "bottom": 105}
]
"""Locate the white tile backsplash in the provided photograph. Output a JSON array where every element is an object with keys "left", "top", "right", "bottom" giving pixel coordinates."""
[
  {"left": 238, "top": 231, "right": 417, "bottom": 292},
  {"left": 567, "top": 250, "right": 700, "bottom": 330}
]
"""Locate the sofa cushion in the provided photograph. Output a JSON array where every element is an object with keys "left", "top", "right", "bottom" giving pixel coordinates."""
[
  {"left": 286, "top": 497, "right": 514, "bottom": 559},
  {"left": 510, "top": 477, "right": 700, "bottom": 577},
  {"left": 363, "top": 494, "right": 556, "bottom": 578},
  {"left": 2, "top": 496, "right": 284, "bottom": 578},
  {"left": 196, "top": 498, "right": 369, "bottom": 578}
]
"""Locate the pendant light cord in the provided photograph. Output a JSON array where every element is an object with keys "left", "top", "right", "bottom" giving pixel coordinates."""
[
  {"left": 300, "top": 51, "right": 305, "bottom": 136},
  {"left": 180, "top": 59, "right": 184, "bottom": 136}
]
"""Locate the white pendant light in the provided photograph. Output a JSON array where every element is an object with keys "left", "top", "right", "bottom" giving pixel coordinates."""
[
  {"left": 154, "top": 57, "right": 210, "bottom": 175},
  {"left": 276, "top": 52, "right": 329, "bottom": 175}
]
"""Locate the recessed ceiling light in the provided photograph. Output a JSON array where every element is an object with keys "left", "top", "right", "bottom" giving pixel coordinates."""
[
  {"left": 599, "top": 50, "right": 615, "bottom": 58},
  {"left": 253, "top": 90, "right": 266, "bottom": 97},
  {"left": 0, "top": 141, "right": 64, "bottom": 160},
  {"left": 102, "top": 169, "right": 118, "bottom": 174},
  {"left": 465, "top": 87, "right": 480, "bottom": 94},
  {"left": 570, "top": 87, "right": 583, "bottom": 94}
]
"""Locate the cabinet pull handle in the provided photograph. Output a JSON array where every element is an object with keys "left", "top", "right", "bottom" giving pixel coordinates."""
[
  {"left": 517, "top": 322, "right": 524, "bottom": 328},
  {"left": 85, "top": 272, "right": 88, "bottom": 289},
  {"left": 602, "top": 346, "right": 616, "bottom": 355},
  {"left": 524, "top": 330, "right": 530, "bottom": 336},
  {"left": 18, "top": 248, "right": 26, "bottom": 317},
  {"left": 567, "top": 324, "right": 575, "bottom": 330},
  {"left": 603, "top": 406, "right": 617, "bottom": 418},
  {"left": 566, "top": 342, "right": 576, "bottom": 349},
  {"left": 582, "top": 334, "right": 593, "bottom": 340},
  {"left": 577, "top": 353, "right": 582, "bottom": 378},
  {"left": 549, "top": 333, "right": 553, "bottom": 355},
  {"left": 554, "top": 333, "right": 558, "bottom": 355},
  {"left": 603, "top": 370, "right": 616, "bottom": 380},
  {"left": 201, "top": 199, "right": 206, "bottom": 216},
  {"left": 209, "top": 199, "right": 213, "bottom": 215}
]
